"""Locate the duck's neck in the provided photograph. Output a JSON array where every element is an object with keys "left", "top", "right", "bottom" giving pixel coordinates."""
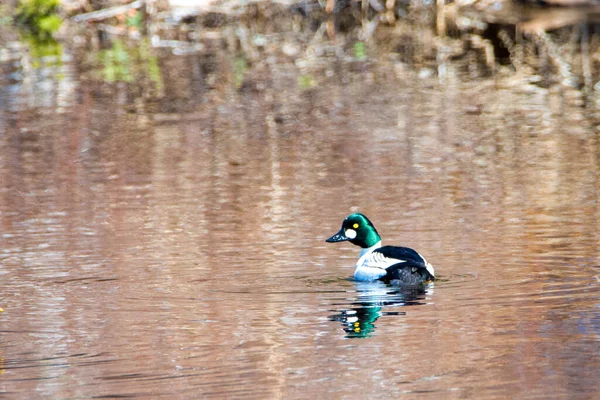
[
  {"left": 361, "top": 230, "right": 381, "bottom": 248},
  {"left": 358, "top": 240, "right": 382, "bottom": 261}
]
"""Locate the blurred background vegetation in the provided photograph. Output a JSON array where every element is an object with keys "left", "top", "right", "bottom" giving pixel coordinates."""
[{"left": 3, "top": 0, "right": 600, "bottom": 96}]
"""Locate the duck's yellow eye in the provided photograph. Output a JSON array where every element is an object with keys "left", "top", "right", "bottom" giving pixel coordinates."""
[{"left": 353, "top": 223, "right": 359, "bottom": 229}]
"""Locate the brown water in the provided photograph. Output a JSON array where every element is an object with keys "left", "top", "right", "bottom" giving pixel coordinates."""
[{"left": 2, "top": 50, "right": 600, "bottom": 399}]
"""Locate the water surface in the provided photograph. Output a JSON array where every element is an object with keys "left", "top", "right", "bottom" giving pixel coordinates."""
[{"left": 1, "top": 46, "right": 600, "bottom": 399}]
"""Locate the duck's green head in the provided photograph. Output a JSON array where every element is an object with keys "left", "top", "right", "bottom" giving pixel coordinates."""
[{"left": 326, "top": 213, "right": 381, "bottom": 248}]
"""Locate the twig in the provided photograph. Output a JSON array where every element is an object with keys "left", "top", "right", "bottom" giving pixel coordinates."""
[
  {"left": 72, "top": 0, "right": 143, "bottom": 23},
  {"left": 369, "top": 0, "right": 384, "bottom": 12},
  {"left": 359, "top": 15, "right": 379, "bottom": 41},
  {"left": 531, "top": 29, "right": 577, "bottom": 87},
  {"left": 95, "top": 23, "right": 142, "bottom": 39},
  {"left": 151, "top": 37, "right": 205, "bottom": 54}
]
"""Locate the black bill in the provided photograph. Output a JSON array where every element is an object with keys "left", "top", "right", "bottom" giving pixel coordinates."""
[{"left": 325, "top": 229, "right": 350, "bottom": 243}]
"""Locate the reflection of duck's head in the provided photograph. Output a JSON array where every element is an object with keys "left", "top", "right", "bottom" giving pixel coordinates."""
[
  {"left": 326, "top": 213, "right": 435, "bottom": 285},
  {"left": 330, "top": 306, "right": 382, "bottom": 339}
]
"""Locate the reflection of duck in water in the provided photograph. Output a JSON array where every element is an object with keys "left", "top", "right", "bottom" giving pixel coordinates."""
[
  {"left": 326, "top": 213, "right": 435, "bottom": 285},
  {"left": 331, "top": 306, "right": 382, "bottom": 338},
  {"left": 330, "top": 282, "right": 431, "bottom": 338}
]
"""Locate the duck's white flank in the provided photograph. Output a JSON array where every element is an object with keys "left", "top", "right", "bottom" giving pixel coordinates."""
[
  {"left": 353, "top": 241, "right": 436, "bottom": 281},
  {"left": 421, "top": 256, "right": 435, "bottom": 277}
]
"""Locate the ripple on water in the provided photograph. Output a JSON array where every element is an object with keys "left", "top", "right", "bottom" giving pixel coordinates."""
[{"left": 440, "top": 263, "right": 600, "bottom": 311}]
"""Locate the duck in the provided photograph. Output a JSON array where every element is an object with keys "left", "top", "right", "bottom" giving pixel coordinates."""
[{"left": 326, "top": 213, "right": 435, "bottom": 285}]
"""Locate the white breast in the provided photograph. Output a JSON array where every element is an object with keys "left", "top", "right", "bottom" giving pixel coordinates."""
[{"left": 353, "top": 241, "right": 390, "bottom": 282}]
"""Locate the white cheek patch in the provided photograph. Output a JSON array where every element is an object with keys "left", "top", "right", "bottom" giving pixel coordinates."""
[{"left": 345, "top": 229, "right": 357, "bottom": 239}]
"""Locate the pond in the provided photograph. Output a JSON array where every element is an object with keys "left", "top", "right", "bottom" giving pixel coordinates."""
[{"left": 2, "top": 4, "right": 600, "bottom": 398}]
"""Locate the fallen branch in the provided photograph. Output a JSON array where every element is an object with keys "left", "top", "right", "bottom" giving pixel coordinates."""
[
  {"left": 529, "top": 29, "right": 577, "bottom": 87},
  {"left": 72, "top": 0, "right": 143, "bottom": 23}
]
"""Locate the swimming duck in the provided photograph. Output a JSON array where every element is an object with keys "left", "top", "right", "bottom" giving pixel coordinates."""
[{"left": 326, "top": 213, "right": 435, "bottom": 285}]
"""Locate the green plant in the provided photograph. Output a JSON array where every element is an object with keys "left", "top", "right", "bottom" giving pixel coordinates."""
[
  {"left": 354, "top": 41, "right": 366, "bottom": 61},
  {"left": 96, "top": 38, "right": 163, "bottom": 88},
  {"left": 234, "top": 56, "right": 248, "bottom": 88},
  {"left": 15, "top": 0, "right": 62, "bottom": 41},
  {"left": 99, "top": 39, "right": 133, "bottom": 82},
  {"left": 297, "top": 74, "right": 315, "bottom": 90}
]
